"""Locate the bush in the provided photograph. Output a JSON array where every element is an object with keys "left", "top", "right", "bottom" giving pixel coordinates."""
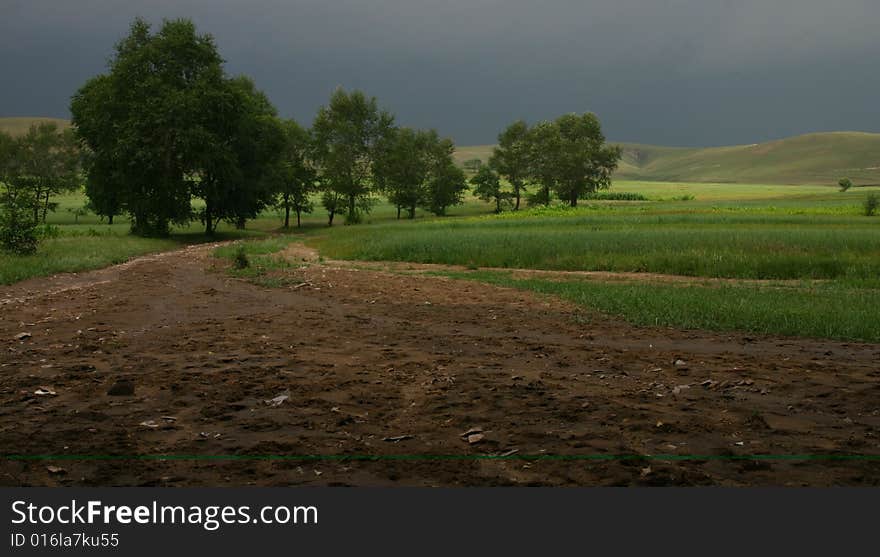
[
  {"left": 839, "top": 178, "right": 853, "bottom": 192},
  {"left": 864, "top": 193, "right": 879, "bottom": 217},
  {"left": 233, "top": 246, "right": 250, "bottom": 269},
  {"left": 0, "top": 188, "right": 40, "bottom": 255}
]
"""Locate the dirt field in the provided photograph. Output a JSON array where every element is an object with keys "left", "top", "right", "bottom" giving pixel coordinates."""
[{"left": 1, "top": 243, "right": 878, "bottom": 486}]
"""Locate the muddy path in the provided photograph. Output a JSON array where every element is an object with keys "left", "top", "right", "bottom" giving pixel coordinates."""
[{"left": 1, "top": 242, "right": 878, "bottom": 486}]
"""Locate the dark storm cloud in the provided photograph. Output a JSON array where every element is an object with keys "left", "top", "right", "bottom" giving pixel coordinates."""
[{"left": 2, "top": 0, "right": 878, "bottom": 145}]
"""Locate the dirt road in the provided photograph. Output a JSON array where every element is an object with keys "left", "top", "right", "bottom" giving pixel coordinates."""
[{"left": 1, "top": 243, "right": 878, "bottom": 486}]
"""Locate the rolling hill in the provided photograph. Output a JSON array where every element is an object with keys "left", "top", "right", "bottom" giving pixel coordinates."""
[
  {"left": 457, "top": 131, "right": 880, "bottom": 185},
  {"left": 0, "top": 116, "right": 71, "bottom": 136}
]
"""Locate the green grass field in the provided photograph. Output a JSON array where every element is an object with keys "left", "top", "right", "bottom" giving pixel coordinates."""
[
  {"left": 302, "top": 181, "right": 880, "bottom": 341},
  {"left": 440, "top": 271, "right": 880, "bottom": 342},
  {"left": 0, "top": 189, "right": 496, "bottom": 285},
  {"left": 308, "top": 183, "right": 880, "bottom": 281}
]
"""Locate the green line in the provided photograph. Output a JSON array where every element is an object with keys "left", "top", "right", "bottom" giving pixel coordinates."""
[{"left": 3, "top": 454, "right": 880, "bottom": 462}]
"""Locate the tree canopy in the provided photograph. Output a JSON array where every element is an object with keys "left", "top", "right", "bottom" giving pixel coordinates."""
[
  {"left": 490, "top": 120, "right": 530, "bottom": 210},
  {"left": 312, "top": 88, "right": 394, "bottom": 225},
  {"left": 72, "top": 18, "right": 282, "bottom": 236}
]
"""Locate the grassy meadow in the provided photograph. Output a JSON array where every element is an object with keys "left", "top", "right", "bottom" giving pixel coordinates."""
[
  {"left": 0, "top": 189, "right": 493, "bottom": 285},
  {"left": 303, "top": 181, "right": 880, "bottom": 341},
  {"left": 308, "top": 182, "right": 880, "bottom": 281}
]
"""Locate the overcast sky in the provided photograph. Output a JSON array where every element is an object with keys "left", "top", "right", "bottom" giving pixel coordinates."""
[{"left": 2, "top": 0, "right": 878, "bottom": 146}]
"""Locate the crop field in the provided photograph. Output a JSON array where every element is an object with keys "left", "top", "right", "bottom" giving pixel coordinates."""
[{"left": 307, "top": 181, "right": 880, "bottom": 341}]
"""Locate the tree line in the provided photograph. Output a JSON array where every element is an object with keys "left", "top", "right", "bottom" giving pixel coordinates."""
[
  {"left": 471, "top": 117, "right": 622, "bottom": 213},
  {"left": 1, "top": 17, "right": 622, "bottom": 254},
  {"left": 68, "top": 18, "right": 469, "bottom": 237}
]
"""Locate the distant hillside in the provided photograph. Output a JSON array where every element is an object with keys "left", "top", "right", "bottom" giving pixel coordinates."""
[
  {"left": 0, "top": 117, "right": 71, "bottom": 136},
  {"left": 457, "top": 132, "right": 880, "bottom": 185}
]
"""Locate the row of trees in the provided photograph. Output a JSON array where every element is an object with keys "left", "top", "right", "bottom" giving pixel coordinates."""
[
  {"left": 3, "top": 17, "right": 623, "bottom": 252},
  {"left": 470, "top": 116, "right": 623, "bottom": 212},
  {"left": 0, "top": 123, "right": 80, "bottom": 254},
  {"left": 70, "top": 18, "right": 468, "bottom": 237}
]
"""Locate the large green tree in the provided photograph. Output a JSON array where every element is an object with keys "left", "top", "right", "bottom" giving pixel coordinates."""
[
  {"left": 550, "top": 113, "right": 622, "bottom": 207},
  {"left": 71, "top": 18, "right": 228, "bottom": 236},
  {"left": 269, "top": 119, "right": 318, "bottom": 228},
  {"left": 525, "top": 120, "right": 560, "bottom": 206},
  {"left": 193, "top": 76, "right": 284, "bottom": 234},
  {"left": 470, "top": 166, "right": 510, "bottom": 213},
  {"left": 374, "top": 127, "right": 433, "bottom": 219},
  {"left": 312, "top": 88, "right": 394, "bottom": 225},
  {"left": 17, "top": 123, "right": 81, "bottom": 223},
  {"left": 422, "top": 137, "right": 468, "bottom": 216},
  {"left": 490, "top": 120, "right": 530, "bottom": 210}
]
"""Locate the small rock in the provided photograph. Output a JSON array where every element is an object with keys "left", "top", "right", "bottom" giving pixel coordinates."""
[
  {"left": 460, "top": 427, "right": 484, "bottom": 437},
  {"left": 672, "top": 384, "right": 690, "bottom": 396},
  {"left": 107, "top": 379, "right": 135, "bottom": 396},
  {"left": 46, "top": 466, "right": 66, "bottom": 475},
  {"left": 265, "top": 394, "right": 289, "bottom": 407},
  {"left": 139, "top": 420, "right": 159, "bottom": 429},
  {"left": 15, "top": 332, "right": 32, "bottom": 341},
  {"left": 383, "top": 434, "right": 414, "bottom": 442},
  {"left": 34, "top": 387, "right": 57, "bottom": 396},
  {"left": 467, "top": 433, "right": 485, "bottom": 444}
]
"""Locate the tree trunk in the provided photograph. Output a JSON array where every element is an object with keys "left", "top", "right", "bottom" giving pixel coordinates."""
[
  {"left": 108, "top": 214, "right": 114, "bottom": 225},
  {"left": 42, "top": 191, "right": 51, "bottom": 223},
  {"left": 397, "top": 205, "right": 401, "bottom": 219},
  {"left": 408, "top": 205, "right": 416, "bottom": 219},
  {"left": 296, "top": 209, "right": 302, "bottom": 228},
  {"left": 283, "top": 193, "right": 291, "bottom": 228},
  {"left": 235, "top": 217, "right": 246, "bottom": 230},
  {"left": 515, "top": 191, "right": 521, "bottom": 210},
  {"left": 327, "top": 209, "right": 335, "bottom": 226},
  {"left": 496, "top": 196, "right": 501, "bottom": 213},
  {"left": 347, "top": 195, "right": 356, "bottom": 223},
  {"left": 204, "top": 201, "right": 214, "bottom": 235},
  {"left": 570, "top": 190, "right": 578, "bottom": 207}
]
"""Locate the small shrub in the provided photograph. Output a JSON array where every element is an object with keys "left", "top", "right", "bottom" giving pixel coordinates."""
[
  {"left": 0, "top": 190, "right": 40, "bottom": 255},
  {"left": 864, "top": 193, "right": 879, "bottom": 217},
  {"left": 233, "top": 246, "right": 250, "bottom": 269},
  {"left": 0, "top": 220, "right": 39, "bottom": 255},
  {"left": 38, "top": 224, "right": 61, "bottom": 239},
  {"left": 838, "top": 178, "right": 853, "bottom": 192}
]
